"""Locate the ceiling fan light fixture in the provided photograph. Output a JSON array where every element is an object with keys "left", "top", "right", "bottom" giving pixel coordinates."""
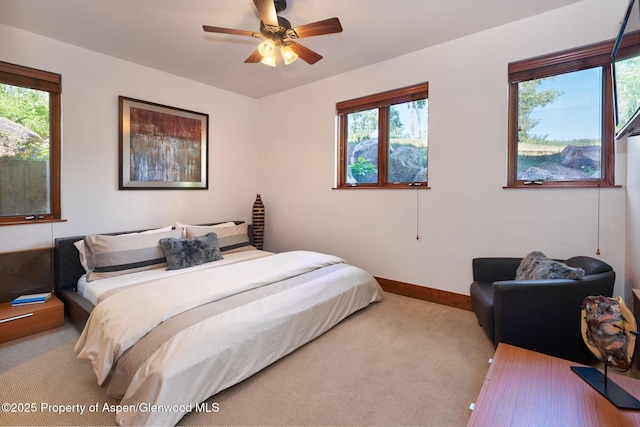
[
  {"left": 258, "top": 39, "right": 276, "bottom": 58},
  {"left": 260, "top": 54, "right": 277, "bottom": 67},
  {"left": 281, "top": 45, "right": 298, "bottom": 65},
  {"left": 203, "top": 2, "right": 343, "bottom": 67}
]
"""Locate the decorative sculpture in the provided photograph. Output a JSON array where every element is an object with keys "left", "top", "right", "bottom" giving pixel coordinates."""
[
  {"left": 252, "top": 194, "right": 265, "bottom": 250},
  {"left": 571, "top": 295, "right": 640, "bottom": 409},
  {"left": 582, "top": 296, "right": 637, "bottom": 371}
]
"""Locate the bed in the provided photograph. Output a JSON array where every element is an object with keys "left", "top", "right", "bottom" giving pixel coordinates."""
[{"left": 53, "top": 221, "right": 384, "bottom": 426}]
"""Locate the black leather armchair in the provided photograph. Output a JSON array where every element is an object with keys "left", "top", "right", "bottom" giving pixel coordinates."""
[{"left": 470, "top": 256, "right": 615, "bottom": 364}]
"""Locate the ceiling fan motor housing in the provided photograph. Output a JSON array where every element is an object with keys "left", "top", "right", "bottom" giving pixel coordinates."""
[{"left": 260, "top": 16, "right": 296, "bottom": 44}]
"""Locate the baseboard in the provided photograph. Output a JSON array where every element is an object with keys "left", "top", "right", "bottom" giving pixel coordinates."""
[{"left": 375, "top": 276, "right": 472, "bottom": 311}]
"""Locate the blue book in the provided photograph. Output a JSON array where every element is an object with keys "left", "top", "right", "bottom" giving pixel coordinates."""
[{"left": 11, "top": 292, "right": 52, "bottom": 306}]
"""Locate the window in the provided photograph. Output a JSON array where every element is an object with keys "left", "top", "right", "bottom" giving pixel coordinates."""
[
  {"left": 0, "top": 61, "right": 61, "bottom": 224},
  {"left": 507, "top": 41, "right": 619, "bottom": 188},
  {"left": 336, "top": 82, "right": 428, "bottom": 189},
  {"left": 614, "top": 54, "right": 640, "bottom": 134}
]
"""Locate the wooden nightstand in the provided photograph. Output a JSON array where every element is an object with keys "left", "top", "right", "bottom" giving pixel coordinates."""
[{"left": 0, "top": 295, "right": 64, "bottom": 344}]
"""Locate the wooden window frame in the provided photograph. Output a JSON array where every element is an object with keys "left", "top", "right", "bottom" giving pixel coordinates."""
[
  {"left": 506, "top": 33, "right": 640, "bottom": 188},
  {"left": 0, "top": 61, "right": 62, "bottom": 225},
  {"left": 335, "top": 82, "right": 429, "bottom": 189}
]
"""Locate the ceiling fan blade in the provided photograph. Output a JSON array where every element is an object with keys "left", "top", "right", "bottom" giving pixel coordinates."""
[
  {"left": 289, "top": 42, "right": 323, "bottom": 65},
  {"left": 203, "top": 25, "right": 260, "bottom": 38},
  {"left": 253, "top": 0, "right": 278, "bottom": 27},
  {"left": 292, "top": 18, "right": 343, "bottom": 38},
  {"left": 244, "top": 49, "right": 263, "bottom": 63}
]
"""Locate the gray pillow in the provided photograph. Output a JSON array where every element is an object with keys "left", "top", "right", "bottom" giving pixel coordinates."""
[
  {"left": 159, "top": 232, "right": 223, "bottom": 270},
  {"left": 516, "top": 251, "right": 585, "bottom": 280}
]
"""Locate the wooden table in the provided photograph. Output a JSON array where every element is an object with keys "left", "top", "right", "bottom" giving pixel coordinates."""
[{"left": 468, "top": 343, "right": 640, "bottom": 426}]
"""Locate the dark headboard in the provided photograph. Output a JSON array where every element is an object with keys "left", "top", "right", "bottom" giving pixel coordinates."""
[
  {"left": 54, "top": 235, "right": 86, "bottom": 292},
  {"left": 53, "top": 221, "right": 252, "bottom": 293}
]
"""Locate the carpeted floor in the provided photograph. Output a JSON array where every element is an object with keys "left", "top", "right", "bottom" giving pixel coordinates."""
[{"left": 0, "top": 292, "right": 495, "bottom": 426}]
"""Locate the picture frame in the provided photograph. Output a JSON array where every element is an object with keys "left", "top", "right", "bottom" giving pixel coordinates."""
[{"left": 119, "top": 96, "right": 209, "bottom": 190}]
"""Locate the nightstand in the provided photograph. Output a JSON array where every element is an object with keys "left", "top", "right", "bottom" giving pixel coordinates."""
[{"left": 0, "top": 295, "right": 64, "bottom": 344}]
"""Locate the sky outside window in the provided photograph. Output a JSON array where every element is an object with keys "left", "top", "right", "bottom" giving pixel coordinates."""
[{"left": 528, "top": 68, "right": 602, "bottom": 141}]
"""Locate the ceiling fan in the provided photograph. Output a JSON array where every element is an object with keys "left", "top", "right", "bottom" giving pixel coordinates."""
[{"left": 203, "top": 0, "right": 343, "bottom": 67}]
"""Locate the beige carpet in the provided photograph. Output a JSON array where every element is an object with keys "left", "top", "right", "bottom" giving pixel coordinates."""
[{"left": 0, "top": 293, "right": 495, "bottom": 426}]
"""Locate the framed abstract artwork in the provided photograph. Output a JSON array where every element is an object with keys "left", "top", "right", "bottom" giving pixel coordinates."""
[{"left": 119, "top": 96, "right": 209, "bottom": 190}]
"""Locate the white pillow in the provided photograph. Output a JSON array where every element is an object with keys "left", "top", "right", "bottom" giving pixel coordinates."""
[
  {"left": 183, "top": 223, "right": 253, "bottom": 254},
  {"left": 84, "top": 228, "right": 183, "bottom": 282},
  {"left": 175, "top": 221, "right": 236, "bottom": 229},
  {"left": 74, "top": 225, "right": 173, "bottom": 273}
]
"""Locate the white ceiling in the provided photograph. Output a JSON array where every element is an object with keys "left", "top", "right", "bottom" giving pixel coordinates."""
[{"left": 0, "top": 0, "right": 583, "bottom": 99}]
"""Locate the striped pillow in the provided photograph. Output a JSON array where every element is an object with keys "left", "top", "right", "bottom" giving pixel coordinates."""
[
  {"left": 176, "top": 221, "right": 236, "bottom": 231},
  {"left": 74, "top": 225, "right": 173, "bottom": 273},
  {"left": 184, "top": 223, "right": 253, "bottom": 254},
  {"left": 84, "top": 228, "right": 183, "bottom": 281}
]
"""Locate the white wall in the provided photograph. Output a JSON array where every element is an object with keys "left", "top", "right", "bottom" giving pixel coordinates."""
[
  {"left": 0, "top": 24, "right": 259, "bottom": 252},
  {"left": 0, "top": 0, "right": 633, "bottom": 300},
  {"left": 626, "top": 135, "right": 640, "bottom": 303},
  {"left": 256, "top": 0, "right": 629, "bottom": 297}
]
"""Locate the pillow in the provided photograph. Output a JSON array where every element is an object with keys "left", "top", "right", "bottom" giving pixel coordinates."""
[
  {"left": 159, "top": 232, "right": 223, "bottom": 270},
  {"left": 515, "top": 251, "right": 585, "bottom": 280},
  {"left": 184, "top": 223, "right": 253, "bottom": 254},
  {"left": 74, "top": 226, "right": 173, "bottom": 273},
  {"left": 176, "top": 221, "right": 236, "bottom": 229},
  {"left": 83, "top": 228, "right": 183, "bottom": 281}
]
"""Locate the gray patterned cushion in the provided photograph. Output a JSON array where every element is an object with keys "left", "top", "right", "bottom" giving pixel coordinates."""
[
  {"left": 159, "top": 232, "right": 223, "bottom": 270},
  {"left": 515, "top": 251, "right": 585, "bottom": 280}
]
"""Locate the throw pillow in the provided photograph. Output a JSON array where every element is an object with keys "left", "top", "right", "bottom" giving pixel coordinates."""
[
  {"left": 515, "top": 251, "right": 585, "bottom": 280},
  {"left": 159, "top": 232, "right": 223, "bottom": 270}
]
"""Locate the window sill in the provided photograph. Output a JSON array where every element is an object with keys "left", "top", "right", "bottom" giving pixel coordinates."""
[
  {"left": 332, "top": 185, "right": 431, "bottom": 190},
  {"left": 503, "top": 182, "right": 621, "bottom": 189},
  {"left": 0, "top": 218, "right": 67, "bottom": 227}
]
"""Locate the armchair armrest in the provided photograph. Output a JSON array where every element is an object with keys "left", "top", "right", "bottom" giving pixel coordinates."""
[
  {"left": 493, "top": 278, "right": 575, "bottom": 288},
  {"left": 472, "top": 258, "right": 522, "bottom": 283}
]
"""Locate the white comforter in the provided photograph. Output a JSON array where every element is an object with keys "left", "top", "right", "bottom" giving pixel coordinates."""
[
  {"left": 75, "top": 250, "right": 383, "bottom": 426},
  {"left": 78, "top": 249, "right": 272, "bottom": 305}
]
